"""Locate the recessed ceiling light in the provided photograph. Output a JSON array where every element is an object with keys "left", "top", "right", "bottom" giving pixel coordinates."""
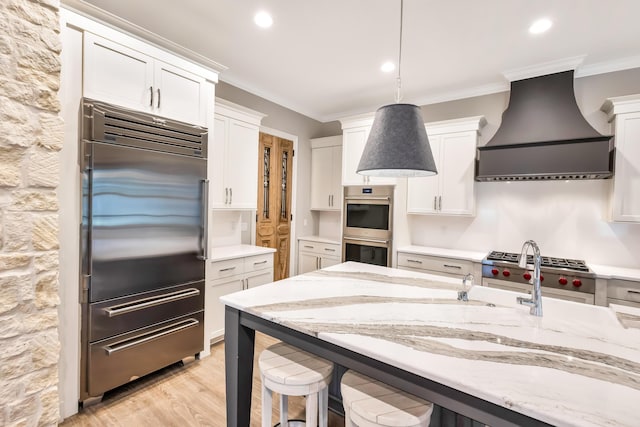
[
  {"left": 381, "top": 62, "right": 395, "bottom": 73},
  {"left": 529, "top": 18, "right": 552, "bottom": 34},
  {"left": 254, "top": 11, "right": 273, "bottom": 28}
]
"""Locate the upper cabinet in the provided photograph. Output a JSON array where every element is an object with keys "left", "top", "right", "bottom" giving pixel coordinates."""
[
  {"left": 310, "top": 136, "right": 342, "bottom": 210},
  {"left": 340, "top": 116, "right": 396, "bottom": 186},
  {"left": 407, "top": 116, "right": 486, "bottom": 216},
  {"left": 602, "top": 95, "right": 640, "bottom": 223},
  {"left": 83, "top": 32, "right": 210, "bottom": 126},
  {"left": 211, "top": 98, "right": 266, "bottom": 210}
]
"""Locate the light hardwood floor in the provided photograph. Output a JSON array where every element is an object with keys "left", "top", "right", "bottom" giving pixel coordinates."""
[{"left": 60, "top": 333, "right": 345, "bottom": 427}]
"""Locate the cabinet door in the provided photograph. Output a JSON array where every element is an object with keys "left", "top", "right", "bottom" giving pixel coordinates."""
[
  {"left": 330, "top": 145, "right": 343, "bottom": 204},
  {"left": 342, "top": 126, "right": 368, "bottom": 186},
  {"left": 205, "top": 278, "right": 243, "bottom": 343},
  {"left": 611, "top": 112, "right": 640, "bottom": 222},
  {"left": 83, "top": 33, "right": 154, "bottom": 112},
  {"left": 245, "top": 270, "right": 274, "bottom": 289},
  {"left": 154, "top": 60, "right": 208, "bottom": 126},
  {"left": 226, "top": 118, "right": 259, "bottom": 209},
  {"left": 407, "top": 135, "right": 441, "bottom": 214},
  {"left": 311, "top": 146, "right": 334, "bottom": 210},
  {"left": 439, "top": 132, "right": 476, "bottom": 215},
  {"left": 298, "top": 252, "right": 319, "bottom": 275},
  {"left": 320, "top": 256, "right": 341, "bottom": 269},
  {"left": 211, "top": 115, "right": 229, "bottom": 208}
]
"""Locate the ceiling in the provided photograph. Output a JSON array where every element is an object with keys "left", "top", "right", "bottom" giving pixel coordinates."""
[{"left": 66, "top": 0, "right": 640, "bottom": 122}]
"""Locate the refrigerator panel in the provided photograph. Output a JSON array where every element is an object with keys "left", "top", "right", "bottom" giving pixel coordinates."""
[{"left": 86, "top": 141, "right": 206, "bottom": 302}]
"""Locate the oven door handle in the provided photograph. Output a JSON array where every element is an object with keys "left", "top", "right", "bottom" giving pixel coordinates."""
[
  {"left": 344, "top": 196, "right": 390, "bottom": 201},
  {"left": 103, "top": 288, "right": 201, "bottom": 317},
  {"left": 344, "top": 236, "right": 389, "bottom": 245}
]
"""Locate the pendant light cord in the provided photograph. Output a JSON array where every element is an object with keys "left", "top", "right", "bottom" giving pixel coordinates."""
[{"left": 395, "top": 0, "right": 404, "bottom": 103}]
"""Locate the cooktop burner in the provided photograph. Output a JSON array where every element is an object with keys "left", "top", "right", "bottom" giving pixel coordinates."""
[{"left": 486, "top": 251, "right": 590, "bottom": 272}]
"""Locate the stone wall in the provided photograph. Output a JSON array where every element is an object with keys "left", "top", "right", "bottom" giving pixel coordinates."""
[{"left": 0, "top": 0, "right": 62, "bottom": 425}]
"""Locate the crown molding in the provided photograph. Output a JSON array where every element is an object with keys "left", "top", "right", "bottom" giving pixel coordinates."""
[
  {"left": 503, "top": 56, "right": 587, "bottom": 81},
  {"left": 576, "top": 55, "right": 640, "bottom": 78}
]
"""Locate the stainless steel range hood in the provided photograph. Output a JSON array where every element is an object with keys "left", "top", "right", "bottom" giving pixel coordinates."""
[{"left": 475, "top": 70, "right": 613, "bottom": 181}]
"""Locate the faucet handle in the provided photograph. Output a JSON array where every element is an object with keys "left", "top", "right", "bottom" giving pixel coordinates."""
[{"left": 462, "top": 273, "right": 473, "bottom": 289}]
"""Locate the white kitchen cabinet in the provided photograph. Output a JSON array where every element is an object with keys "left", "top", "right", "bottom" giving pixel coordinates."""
[
  {"left": 602, "top": 95, "right": 640, "bottom": 222},
  {"left": 483, "top": 278, "right": 595, "bottom": 305},
  {"left": 407, "top": 116, "right": 486, "bottom": 216},
  {"left": 397, "top": 251, "right": 479, "bottom": 280},
  {"left": 340, "top": 117, "right": 396, "bottom": 186},
  {"left": 83, "top": 32, "right": 209, "bottom": 126},
  {"left": 311, "top": 136, "right": 343, "bottom": 210},
  {"left": 297, "top": 239, "right": 341, "bottom": 274},
  {"left": 211, "top": 98, "right": 266, "bottom": 209},
  {"left": 205, "top": 252, "right": 274, "bottom": 343},
  {"left": 606, "top": 279, "right": 640, "bottom": 308}
]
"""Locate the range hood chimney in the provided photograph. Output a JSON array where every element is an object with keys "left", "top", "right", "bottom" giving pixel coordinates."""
[{"left": 475, "top": 70, "right": 613, "bottom": 181}]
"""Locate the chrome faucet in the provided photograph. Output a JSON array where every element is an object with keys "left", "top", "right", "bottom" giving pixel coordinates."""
[
  {"left": 458, "top": 273, "right": 473, "bottom": 302},
  {"left": 516, "top": 240, "right": 543, "bottom": 316}
]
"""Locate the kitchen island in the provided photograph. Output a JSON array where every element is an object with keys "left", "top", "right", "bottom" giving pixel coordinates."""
[{"left": 221, "top": 262, "right": 640, "bottom": 427}]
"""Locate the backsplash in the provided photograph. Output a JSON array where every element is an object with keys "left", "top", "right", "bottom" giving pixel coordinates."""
[
  {"left": 0, "top": 0, "right": 63, "bottom": 425},
  {"left": 408, "top": 180, "right": 640, "bottom": 268},
  {"left": 210, "top": 210, "right": 253, "bottom": 246}
]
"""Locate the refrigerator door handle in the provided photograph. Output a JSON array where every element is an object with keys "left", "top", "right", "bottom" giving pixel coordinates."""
[{"left": 198, "top": 179, "right": 209, "bottom": 260}]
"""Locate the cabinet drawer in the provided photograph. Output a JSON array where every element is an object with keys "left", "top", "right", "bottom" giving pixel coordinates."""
[
  {"left": 210, "top": 258, "right": 244, "bottom": 280},
  {"left": 299, "top": 240, "right": 341, "bottom": 257},
  {"left": 244, "top": 253, "right": 274, "bottom": 274},
  {"left": 397, "top": 252, "right": 473, "bottom": 276},
  {"left": 299, "top": 240, "right": 321, "bottom": 253},
  {"left": 607, "top": 279, "right": 640, "bottom": 303}
]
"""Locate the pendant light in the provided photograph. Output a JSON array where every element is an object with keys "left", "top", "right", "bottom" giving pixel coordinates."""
[{"left": 357, "top": 0, "right": 437, "bottom": 177}]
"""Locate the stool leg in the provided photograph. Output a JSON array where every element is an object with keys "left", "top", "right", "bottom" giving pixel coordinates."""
[
  {"left": 279, "top": 394, "right": 288, "bottom": 427},
  {"left": 306, "top": 392, "right": 318, "bottom": 427},
  {"left": 319, "top": 387, "right": 329, "bottom": 427},
  {"left": 261, "top": 381, "right": 272, "bottom": 427}
]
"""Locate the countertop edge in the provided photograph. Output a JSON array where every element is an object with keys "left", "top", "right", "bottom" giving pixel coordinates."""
[
  {"left": 397, "top": 245, "right": 487, "bottom": 262},
  {"left": 209, "top": 245, "right": 276, "bottom": 262}
]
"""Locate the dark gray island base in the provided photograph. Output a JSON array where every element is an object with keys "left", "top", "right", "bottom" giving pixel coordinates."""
[{"left": 224, "top": 306, "right": 551, "bottom": 427}]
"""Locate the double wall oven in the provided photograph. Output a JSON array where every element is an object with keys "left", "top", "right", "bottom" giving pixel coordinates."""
[{"left": 342, "top": 185, "right": 393, "bottom": 267}]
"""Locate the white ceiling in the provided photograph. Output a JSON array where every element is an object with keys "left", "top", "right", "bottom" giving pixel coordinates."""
[{"left": 68, "top": 0, "right": 640, "bottom": 122}]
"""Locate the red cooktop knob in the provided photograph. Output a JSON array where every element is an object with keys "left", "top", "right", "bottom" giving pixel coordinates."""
[
  {"left": 503, "top": 270, "right": 511, "bottom": 277},
  {"left": 540, "top": 274, "right": 544, "bottom": 282},
  {"left": 523, "top": 272, "right": 532, "bottom": 281},
  {"left": 573, "top": 279, "right": 582, "bottom": 287},
  {"left": 559, "top": 277, "right": 568, "bottom": 285},
  {"left": 491, "top": 268, "right": 499, "bottom": 276}
]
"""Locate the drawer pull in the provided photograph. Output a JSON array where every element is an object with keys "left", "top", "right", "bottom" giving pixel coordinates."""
[
  {"left": 103, "top": 288, "right": 200, "bottom": 318},
  {"left": 219, "top": 266, "right": 237, "bottom": 272},
  {"left": 407, "top": 259, "right": 422, "bottom": 264},
  {"left": 104, "top": 318, "right": 199, "bottom": 356},
  {"left": 324, "top": 248, "right": 336, "bottom": 252},
  {"left": 443, "top": 264, "right": 462, "bottom": 269},
  {"left": 254, "top": 260, "right": 268, "bottom": 265},
  {"left": 628, "top": 290, "right": 640, "bottom": 295},
  {"left": 303, "top": 245, "right": 314, "bottom": 249}
]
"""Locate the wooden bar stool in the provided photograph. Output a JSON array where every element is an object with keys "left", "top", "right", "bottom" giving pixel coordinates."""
[
  {"left": 341, "top": 370, "right": 434, "bottom": 427},
  {"left": 259, "top": 342, "right": 334, "bottom": 427}
]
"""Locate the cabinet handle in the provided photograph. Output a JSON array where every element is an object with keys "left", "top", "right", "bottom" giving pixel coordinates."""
[
  {"left": 317, "top": 256, "right": 320, "bottom": 270},
  {"left": 230, "top": 188, "right": 233, "bottom": 204},
  {"left": 443, "top": 264, "right": 462, "bottom": 269},
  {"left": 157, "top": 88, "right": 161, "bottom": 108},
  {"left": 433, "top": 196, "right": 437, "bottom": 210},
  {"left": 407, "top": 259, "right": 422, "bottom": 264},
  {"left": 439, "top": 195, "right": 442, "bottom": 211},
  {"left": 149, "top": 86, "right": 154, "bottom": 107},
  {"left": 303, "top": 245, "right": 314, "bottom": 249},
  {"left": 324, "top": 248, "right": 336, "bottom": 252},
  {"left": 254, "top": 260, "right": 268, "bottom": 265},
  {"left": 219, "top": 266, "right": 236, "bottom": 272},
  {"left": 225, "top": 188, "right": 228, "bottom": 204},
  {"left": 628, "top": 290, "right": 640, "bottom": 294},
  {"left": 328, "top": 195, "right": 331, "bottom": 206}
]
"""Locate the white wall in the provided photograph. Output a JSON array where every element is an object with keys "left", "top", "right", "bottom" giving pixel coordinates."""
[
  {"left": 317, "top": 211, "right": 342, "bottom": 241},
  {"left": 408, "top": 179, "right": 640, "bottom": 268},
  {"left": 210, "top": 211, "right": 252, "bottom": 247}
]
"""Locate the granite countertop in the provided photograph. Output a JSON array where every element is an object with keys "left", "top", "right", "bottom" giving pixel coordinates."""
[
  {"left": 298, "top": 235, "right": 342, "bottom": 245},
  {"left": 209, "top": 244, "right": 275, "bottom": 262},
  {"left": 589, "top": 264, "right": 640, "bottom": 282},
  {"left": 221, "top": 262, "right": 640, "bottom": 427},
  {"left": 397, "top": 245, "right": 487, "bottom": 262}
]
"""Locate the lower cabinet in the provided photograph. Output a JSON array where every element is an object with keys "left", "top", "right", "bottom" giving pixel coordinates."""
[
  {"left": 205, "top": 253, "right": 274, "bottom": 345},
  {"left": 483, "top": 278, "right": 595, "bottom": 305},
  {"left": 297, "top": 239, "right": 341, "bottom": 275},
  {"left": 606, "top": 279, "right": 640, "bottom": 308},
  {"left": 397, "top": 251, "right": 481, "bottom": 280}
]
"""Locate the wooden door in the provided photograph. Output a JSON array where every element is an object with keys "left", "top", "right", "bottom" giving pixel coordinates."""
[{"left": 256, "top": 133, "right": 293, "bottom": 281}]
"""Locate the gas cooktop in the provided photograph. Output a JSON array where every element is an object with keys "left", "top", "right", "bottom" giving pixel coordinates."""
[{"left": 485, "top": 251, "right": 590, "bottom": 273}]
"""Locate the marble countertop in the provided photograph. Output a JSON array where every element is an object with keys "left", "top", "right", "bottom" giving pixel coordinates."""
[
  {"left": 589, "top": 264, "right": 640, "bottom": 282},
  {"left": 397, "top": 245, "right": 487, "bottom": 262},
  {"left": 298, "top": 235, "right": 342, "bottom": 245},
  {"left": 209, "top": 244, "right": 275, "bottom": 262},
  {"left": 221, "top": 262, "right": 640, "bottom": 427}
]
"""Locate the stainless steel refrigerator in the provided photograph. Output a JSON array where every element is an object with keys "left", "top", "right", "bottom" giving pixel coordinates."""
[{"left": 79, "top": 98, "right": 208, "bottom": 404}]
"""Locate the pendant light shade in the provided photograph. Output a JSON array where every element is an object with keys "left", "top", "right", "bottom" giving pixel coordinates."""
[
  {"left": 356, "top": 0, "right": 438, "bottom": 178},
  {"left": 357, "top": 103, "right": 437, "bottom": 177}
]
